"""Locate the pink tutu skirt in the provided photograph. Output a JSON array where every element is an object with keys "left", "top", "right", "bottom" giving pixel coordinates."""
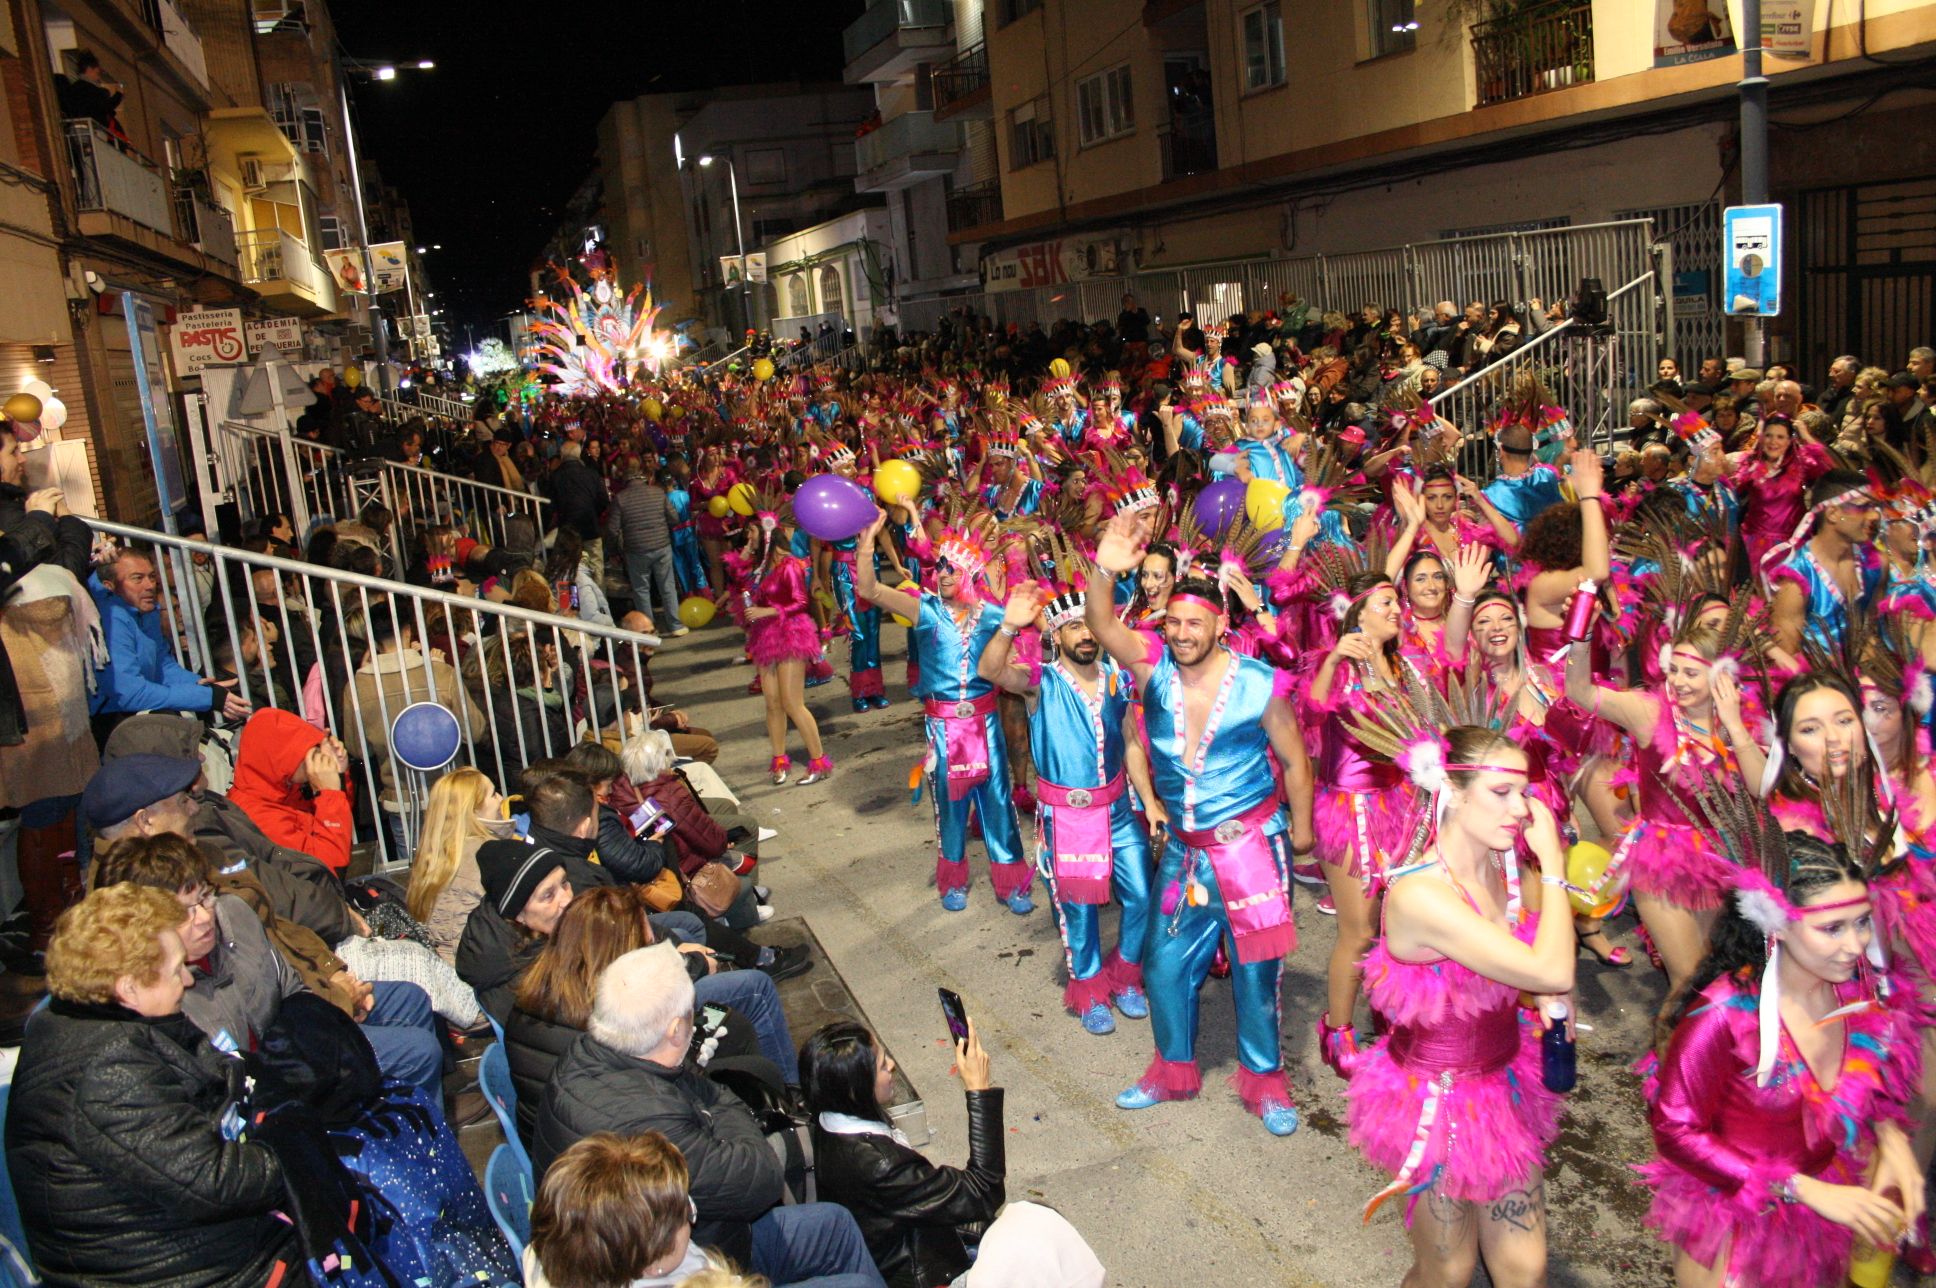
[
  {"left": 747, "top": 611, "right": 823, "bottom": 669},
  {"left": 1621, "top": 818, "right": 1737, "bottom": 912},
  {"left": 1313, "top": 783, "right": 1415, "bottom": 880},
  {"left": 1638, "top": 1158, "right": 1855, "bottom": 1288}
]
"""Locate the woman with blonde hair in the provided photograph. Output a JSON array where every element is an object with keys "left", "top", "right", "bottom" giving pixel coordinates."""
[{"left": 406, "top": 766, "right": 515, "bottom": 963}]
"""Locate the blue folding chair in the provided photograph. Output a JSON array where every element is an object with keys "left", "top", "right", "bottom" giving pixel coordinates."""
[
  {"left": 476, "top": 1034, "right": 531, "bottom": 1178},
  {"left": 483, "top": 1143, "right": 532, "bottom": 1263},
  {"left": 0, "top": 1086, "right": 39, "bottom": 1285}
]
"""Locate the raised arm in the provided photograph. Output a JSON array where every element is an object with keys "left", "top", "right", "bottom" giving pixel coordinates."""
[
  {"left": 976, "top": 585, "right": 1041, "bottom": 696},
  {"left": 1086, "top": 510, "right": 1156, "bottom": 681},
  {"left": 1569, "top": 450, "right": 1610, "bottom": 582},
  {"left": 854, "top": 509, "right": 922, "bottom": 623},
  {"left": 1384, "top": 479, "right": 1424, "bottom": 580},
  {"left": 1563, "top": 636, "right": 1656, "bottom": 737},
  {"left": 1440, "top": 543, "right": 1493, "bottom": 664},
  {"left": 1711, "top": 669, "right": 1769, "bottom": 797},
  {"left": 1460, "top": 474, "right": 1521, "bottom": 551}
]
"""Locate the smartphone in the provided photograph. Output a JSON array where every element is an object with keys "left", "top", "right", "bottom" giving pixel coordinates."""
[
  {"left": 699, "top": 1004, "right": 727, "bottom": 1031},
  {"left": 938, "top": 987, "right": 969, "bottom": 1043}
]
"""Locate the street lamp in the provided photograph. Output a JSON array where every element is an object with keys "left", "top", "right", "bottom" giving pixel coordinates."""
[
  {"left": 697, "top": 154, "right": 750, "bottom": 333},
  {"left": 341, "top": 55, "right": 435, "bottom": 391}
]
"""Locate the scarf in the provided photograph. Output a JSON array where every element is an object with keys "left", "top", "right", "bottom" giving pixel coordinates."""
[{"left": 8, "top": 562, "right": 105, "bottom": 692}]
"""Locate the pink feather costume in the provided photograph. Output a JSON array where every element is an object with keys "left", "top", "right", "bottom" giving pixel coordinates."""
[
  {"left": 1639, "top": 973, "right": 1920, "bottom": 1288},
  {"left": 743, "top": 552, "right": 824, "bottom": 668},
  {"left": 1604, "top": 697, "right": 1742, "bottom": 912},
  {"left": 1304, "top": 663, "right": 1417, "bottom": 883},
  {"left": 1347, "top": 912, "right": 1563, "bottom": 1212}
]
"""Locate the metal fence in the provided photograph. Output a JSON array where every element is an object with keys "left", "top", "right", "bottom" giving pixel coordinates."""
[{"left": 91, "top": 516, "right": 658, "bottom": 870}]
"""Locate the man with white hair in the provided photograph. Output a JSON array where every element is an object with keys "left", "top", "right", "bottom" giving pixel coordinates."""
[
  {"left": 543, "top": 438, "right": 609, "bottom": 570},
  {"left": 533, "top": 945, "right": 886, "bottom": 1287}
]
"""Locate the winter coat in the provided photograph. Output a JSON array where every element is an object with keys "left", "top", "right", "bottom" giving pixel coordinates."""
[
  {"left": 532, "top": 1033, "right": 781, "bottom": 1268},
  {"left": 631, "top": 769, "right": 728, "bottom": 875},
  {"left": 488, "top": 677, "right": 578, "bottom": 768},
  {"left": 591, "top": 797, "right": 672, "bottom": 884},
  {"left": 5, "top": 998, "right": 296, "bottom": 1286},
  {"left": 455, "top": 900, "right": 543, "bottom": 1026},
  {"left": 341, "top": 647, "right": 487, "bottom": 798},
  {"left": 228, "top": 708, "right": 354, "bottom": 874},
  {"left": 195, "top": 791, "right": 360, "bottom": 947},
  {"left": 542, "top": 458, "right": 608, "bottom": 540},
  {"left": 812, "top": 1090, "right": 1007, "bottom": 1288},
  {"left": 423, "top": 833, "right": 490, "bottom": 964},
  {"left": 0, "top": 592, "right": 98, "bottom": 807},
  {"left": 180, "top": 895, "right": 306, "bottom": 1050},
  {"left": 87, "top": 572, "right": 217, "bottom": 717}
]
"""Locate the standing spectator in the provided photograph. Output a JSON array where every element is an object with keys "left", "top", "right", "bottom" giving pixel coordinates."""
[
  {"left": 545, "top": 440, "right": 610, "bottom": 571},
  {"left": 226, "top": 708, "right": 354, "bottom": 875},
  {"left": 1113, "top": 293, "right": 1150, "bottom": 343},
  {"left": 1884, "top": 371, "right": 1932, "bottom": 448},
  {"left": 89, "top": 546, "right": 251, "bottom": 745},
  {"left": 1819, "top": 354, "right": 1861, "bottom": 424},
  {"left": 474, "top": 426, "right": 525, "bottom": 492},
  {"left": 610, "top": 463, "right": 685, "bottom": 635},
  {"left": 52, "top": 50, "right": 122, "bottom": 136}
]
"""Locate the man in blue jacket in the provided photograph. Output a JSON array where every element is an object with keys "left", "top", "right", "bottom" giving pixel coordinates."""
[{"left": 90, "top": 546, "right": 250, "bottom": 745}]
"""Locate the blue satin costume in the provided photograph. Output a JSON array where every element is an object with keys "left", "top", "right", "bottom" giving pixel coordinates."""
[
  {"left": 1773, "top": 543, "right": 1882, "bottom": 652},
  {"left": 1240, "top": 434, "right": 1302, "bottom": 488},
  {"left": 913, "top": 592, "right": 1026, "bottom": 893},
  {"left": 667, "top": 486, "right": 708, "bottom": 595},
  {"left": 831, "top": 534, "right": 884, "bottom": 698},
  {"left": 1031, "top": 657, "right": 1152, "bottom": 1001},
  {"left": 1053, "top": 407, "right": 1089, "bottom": 446},
  {"left": 1482, "top": 463, "right": 1568, "bottom": 532},
  {"left": 981, "top": 475, "right": 1042, "bottom": 519},
  {"left": 1141, "top": 647, "right": 1290, "bottom": 1081}
]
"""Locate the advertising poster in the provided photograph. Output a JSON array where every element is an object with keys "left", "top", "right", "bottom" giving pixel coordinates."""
[
  {"left": 323, "top": 246, "right": 366, "bottom": 294},
  {"left": 1653, "top": 0, "right": 1735, "bottom": 66},
  {"left": 370, "top": 241, "right": 410, "bottom": 293}
]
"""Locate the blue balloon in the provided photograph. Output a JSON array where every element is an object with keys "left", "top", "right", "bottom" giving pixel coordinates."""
[{"left": 391, "top": 702, "right": 462, "bottom": 771}]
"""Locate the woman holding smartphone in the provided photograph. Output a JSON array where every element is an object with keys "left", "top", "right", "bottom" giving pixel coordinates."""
[{"left": 802, "top": 1018, "right": 1005, "bottom": 1288}]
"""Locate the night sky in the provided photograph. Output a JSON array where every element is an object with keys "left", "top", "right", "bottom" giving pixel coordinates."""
[{"left": 328, "top": 0, "right": 865, "bottom": 338}]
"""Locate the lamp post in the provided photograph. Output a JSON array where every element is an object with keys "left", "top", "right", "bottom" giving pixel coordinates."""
[
  {"left": 340, "top": 57, "right": 435, "bottom": 394},
  {"left": 699, "top": 154, "right": 751, "bottom": 334}
]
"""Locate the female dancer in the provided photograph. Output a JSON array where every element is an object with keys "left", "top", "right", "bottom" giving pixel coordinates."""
[
  {"left": 1642, "top": 831, "right": 1923, "bottom": 1288},
  {"left": 735, "top": 498, "right": 831, "bottom": 786},
  {"left": 1389, "top": 467, "right": 1517, "bottom": 566},
  {"left": 1309, "top": 570, "right": 1419, "bottom": 1073},
  {"left": 1347, "top": 727, "right": 1574, "bottom": 1288},
  {"left": 1731, "top": 412, "right": 1832, "bottom": 572}
]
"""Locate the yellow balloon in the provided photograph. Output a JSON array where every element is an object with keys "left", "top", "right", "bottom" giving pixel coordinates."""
[
  {"left": 727, "top": 482, "right": 758, "bottom": 517},
  {"left": 3, "top": 393, "right": 42, "bottom": 423},
  {"left": 889, "top": 580, "right": 919, "bottom": 628},
  {"left": 677, "top": 595, "right": 717, "bottom": 629},
  {"left": 706, "top": 495, "right": 731, "bottom": 519},
  {"left": 1565, "top": 841, "right": 1621, "bottom": 918},
  {"left": 872, "top": 459, "right": 921, "bottom": 505},
  {"left": 343, "top": 366, "right": 363, "bottom": 389},
  {"left": 1048, "top": 358, "right": 1070, "bottom": 379},
  {"left": 1245, "top": 478, "right": 1290, "bottom": 531},
  {"left": 643, "top": 397, "right": 663, "bottom": 422},
  {"left": 752, "top": 357, "right": 775, "bottom": 382}
]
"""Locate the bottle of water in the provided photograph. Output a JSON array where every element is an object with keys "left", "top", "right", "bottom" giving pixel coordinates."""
[{"left": 1542, "top": 1003, "right": 1576, "bottom": 1093}]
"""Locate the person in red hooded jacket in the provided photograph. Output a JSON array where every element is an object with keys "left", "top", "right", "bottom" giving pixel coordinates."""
[{"left": 227, "top": 708, "right": 355, "bottom": 874}]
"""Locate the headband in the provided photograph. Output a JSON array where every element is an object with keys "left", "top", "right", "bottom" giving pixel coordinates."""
[
  {"left": 1166, "top": 592, "right": 1226, "bottom": 618},
  {"left": 1329, "top": 580, "right": 1390, "bottom": 623},
  {"left": 1443, "top": 762, "right": 1529, "bottom": 776}
]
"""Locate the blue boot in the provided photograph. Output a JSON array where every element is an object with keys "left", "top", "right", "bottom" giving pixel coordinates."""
[
  {"left": 1114, "top": 984, "right": 1149, "bottom": 1020},
  {"left": 1115, "top": 1083, "right": 1161, "bottom": 1110},
  {"left": 940, "top": 888, "right": 969, "bottom": 912},
  {"left": 1080, "top": 1003, "right": 1116, "bottom": 1035},
  {"left": 1260, "top": 1100, "right": 1301, "bottom": 1137}
]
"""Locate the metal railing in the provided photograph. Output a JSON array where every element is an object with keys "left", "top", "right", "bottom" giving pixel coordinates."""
[
  {"left": 945, "top": 179, "right": 1002, "bottom": 234},
  {"left": 236, "top": 225, "right": 324, "bottom": 297},
  {"left": 1159, "top": 124, "right": 1218, "bottom": 182},
  {"left": 173, "top": 186, "right": 237, "bottom": 265},
  {"left": 65, "top": 120, "right": 174, "bottom": 236},
  {"left": 843, "top": 0, "right": 952, "bottom": 64},
  {"left": 89, "top": 517, "right": 659, "bottom": 869},
  {"left": 1471, "top": 0, "right": 1593, "bottom": 108},
  {"left": 931, "top": 41, "right": 989, "bottom": 115},
  {"left": 856, "top": 111, "right": 960, "bottom": 174}
]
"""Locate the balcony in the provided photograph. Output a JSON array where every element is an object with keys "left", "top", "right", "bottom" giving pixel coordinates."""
[
  {"left": 236, "top": 226, "right": 335, "bottom": 317},
  {"left": 945, "top": 179, "right": 1002, "bottom": 235},
  {"left": 173, "top": 187, "right": 236, "bottom": 267},
  {"left": 931, "top": 42, "right": 989, "bottom": 121},
  {"left": 1159, "top": 125, "right": 1218, "bottom": 182},
  {"left": 155, "top": 0, "right": 208, "bottom": 92},
  {"left": 843, "top": 0, "right": 953, "bottom": 84},
  {"left": 66, "top": 120, "right": 174, "bottom": 239},
  {"left": 1471, "top": 0, "right": 1593, "bottom": 108},
  {"left": 854, "top": 111, "right": 961, "bottom": 192}
]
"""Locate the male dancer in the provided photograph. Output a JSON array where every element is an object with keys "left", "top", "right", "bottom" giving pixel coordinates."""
[
  {"left": 1085, "top": 509, "right": 1314, "bottom": 1135},
  {"left": 978, "top": 579, "right": 1154, "bottom": 1034},
  {"left": 823, "top": 444, "right": 896, "bottom": 711},
  {"left": 857, "top": 510, "right": 1032, "bottom": 913}
]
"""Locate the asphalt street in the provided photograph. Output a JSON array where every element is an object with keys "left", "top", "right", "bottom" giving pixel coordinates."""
[{"left": 663, "top": 617, "right": 1675, "bottom": 1287}]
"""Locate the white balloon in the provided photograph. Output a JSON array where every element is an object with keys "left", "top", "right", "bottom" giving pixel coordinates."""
[
  {"left": 39, "top": 397, "right": 65, "bottom": 431},
  {"left": 21, "top": 380, "right": 52, "bottom": 401}
]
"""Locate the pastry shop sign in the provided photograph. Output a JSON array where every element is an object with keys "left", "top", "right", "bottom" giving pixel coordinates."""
[
  {"left": 169, "top": 308, "right": 247, "bottom": 370},
  {"left": 982, "top": 235, "right": 1129, "bottom": 294}
]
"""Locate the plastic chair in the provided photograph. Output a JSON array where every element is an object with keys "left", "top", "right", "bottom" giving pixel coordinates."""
[
  {"left": 476, "top": 1037, "right": 531, "bottom": 1178},
  {"left": 483, "top": 1142, "right": 532, "bottom": 1263}
]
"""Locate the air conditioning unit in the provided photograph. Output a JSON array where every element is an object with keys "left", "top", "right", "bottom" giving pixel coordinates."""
[{"left": 239, "top": 156, "right": 265, "bottom": 190}]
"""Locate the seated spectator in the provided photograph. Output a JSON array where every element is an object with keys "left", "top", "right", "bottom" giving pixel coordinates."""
[
  {"left": 533, "top": 946, "right": 886, "bottom": 1287},
  {"left": 407, "top": 766, "right": 511, "bottom": 963},
  {"left": 7, "top": 882, "right": 299, "bottom": 1284},
  {"left": 801, "top": 1021, "right": 1004, "bottom": 1288},
  {"left": 525, "top": 1131, "right": 876, "bottom": 1288},
  {"left": 88, "top": 545, "right": 251, "bottom": 743},
  {"left": 227, "top": 707, "right": 356, "bottom": 873},
  {"left": 458, "top": 824, "right": 587, "bottom": 1023},
  {"left": 509, "top": 885, "right": 798, "bottom": 1143},
  {"left": 486, "top": 629, "right": 580, "bottom": 761},
  {"left": 620, "top": 611, "right": 718, "bottom": 763}
]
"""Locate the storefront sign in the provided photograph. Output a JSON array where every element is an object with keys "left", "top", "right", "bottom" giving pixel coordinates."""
[
  {"left": 370, "top": 241, "right": 410, "bottom": 293},
  {"left": 1760, "top": 0, "right": 1816, "bottom": 58},
  {"left": 981, "top": 236, "right": 1129, "bottom": 294},
  {"left": 168, "top": 308, "right": 246, "bottom": 370},
  {"left": 1671, "top": 269, "right": 1712, "bottom": 318},
  {"left": 245, "top": 317, "right": 303, "bottom": 356},
  {"left": 1723, "top": 204, "right": 1782, "bottom": 317},
  {"left": 1653, "top": 0, "right": 1735, "bottom": 67}
]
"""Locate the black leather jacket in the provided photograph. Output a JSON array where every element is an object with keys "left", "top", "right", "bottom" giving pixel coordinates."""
[{"left": 810, "top": 1089, "right": 1006, "bottom": 1288}]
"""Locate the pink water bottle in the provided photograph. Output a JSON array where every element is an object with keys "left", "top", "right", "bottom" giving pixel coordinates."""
[{"left": 1563, "top": 579, "right": 1598, "bottom": 643}]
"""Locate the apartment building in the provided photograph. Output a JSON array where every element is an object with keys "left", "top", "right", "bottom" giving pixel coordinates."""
[{"left": 873, "top": 0, "right": 1935, "bottom": 375}]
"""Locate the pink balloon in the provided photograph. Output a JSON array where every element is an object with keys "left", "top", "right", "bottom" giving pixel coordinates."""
[{"left": 792, "top": 474, "right": 875, "bottom": 543}]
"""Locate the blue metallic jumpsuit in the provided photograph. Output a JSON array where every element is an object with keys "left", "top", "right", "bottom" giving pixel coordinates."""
[
  {"left": 667, "top": 485, "right": 708, "bottom": 596},
  {"left": 830, "top": 534, "right": 884, "bottom": 701}
]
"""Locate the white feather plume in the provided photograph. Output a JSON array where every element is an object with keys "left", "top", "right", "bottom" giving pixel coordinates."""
[
  {"left": 1735, "top": 884, "right": 1791, "bottom": 936},
  {"left": 1911, "top": 670, "right": 1934, "bottom": 717},
  {"left": 1403, "top": 737, "right": 1447, "bottom": 795}
]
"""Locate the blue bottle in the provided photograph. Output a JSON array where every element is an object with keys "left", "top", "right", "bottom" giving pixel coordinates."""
[{"left": 1541, "top": 1003, "right": 1576, "bottom": 1093}]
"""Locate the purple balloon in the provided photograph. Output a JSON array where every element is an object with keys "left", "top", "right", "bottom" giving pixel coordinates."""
[
  {"left": 793, "top": 473, "right": 876, "bottom": 543},
  {"left": 1194, "top": 478, "right": 1246, "bottom": 538}
]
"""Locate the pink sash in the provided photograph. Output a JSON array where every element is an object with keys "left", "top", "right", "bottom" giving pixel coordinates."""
[
  {"left": 926, "top": 692, "right": 998, "bottom": 800},
  {"left": 1173, "top": 795, "right": 1295, "bottom": 964},
  {"left": 1036, "top": 774, "right": 1125, "bottom": 904}
]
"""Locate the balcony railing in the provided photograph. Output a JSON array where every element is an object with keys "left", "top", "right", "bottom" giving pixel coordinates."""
[
  {"left": 843, "top": 0, "right": 951, "bottom": 65},
  {"left": 236, "top": 225, "right": 323, "bottom": 296},
  {"left": 156, "top": 0, "right": 208, "bottom": 90},
  {"left": 946, "top": 179, "right": 1002, "bottom": 234},
  {"left": 856, "top": 110, "right": 960, "bottom": 174},
  {"left": 1471, "top": 0, "right": 1593, "bottom": 108},
  {"left": 1160, "top": 125, "right": 1218, "bottom": 181},
  {"left": 173, "top": 187, "right": 237, "bottom": 266},
  {"left": 66, "top": 120, "right": 174, "bottom": 237},
  {"left": 931, "top": 41, "right": 988, "bottom": 115}
]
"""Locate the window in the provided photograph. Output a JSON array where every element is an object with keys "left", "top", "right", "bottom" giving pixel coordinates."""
[
  {"left": 1243, "top": 3, "right": 1286, "bottom": 90},
  {"left": 997, "top": 0, "right": 1041, "bottom": 26},
  {"left": 786, "top": 274, "right": 809, "bottom": 316},
  {"left": 744, "top": 148, "right": 786, "bottom": 186},
  {"left": 817, "top": 263, "right": 845, "bottom": 319},
  {"left": 1076, "top": 65, "right": 1134, "bottom": 147},
  {"left": 1368, "top": 0, "right": 1418, "bottom": 58},
  {"left": 317, "top": 214, "right": 345, "bottom": 251},
  {"left": 1007, "top": 95, "right": 1053, "bottom": 169}
]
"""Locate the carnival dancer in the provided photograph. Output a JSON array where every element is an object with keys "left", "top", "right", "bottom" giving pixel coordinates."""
[
  {"left": 1767, "top": 470, "right": 1882, "bottom": 655},
  {"left": 822, "top": 443, "right": 899, "bottom": 712},
  {"left": 1345, "top": 726, "right": 1575, "bottom": 1288},
  {"left": 1083, "top": 510, "right": 1314, "bottom": 1136},
  {"left": 1480, "top": 424, "right": 1568, "bottom": 534},
  {"left": 1641, "top": 829, "right": 1924, "bottom": 1288},
  {"left": 978, "top": 573, "right": 1155, "bottom": 1035},
  {"left": 1732, "top": 410, "right": 1832, "bottom": 572},
  {"left": 690, "top": 445, "right": 739, "bottom": 598},
  {"left": 855, "top": 508, "right": 1032, "bottom": 914},
  {"left": 732, "top": 491, "right": 832, "bottom": 787},
  {"left": 1043, "top": 373, "right": 1086, "bottom": 447},
  {"left": 664, "top": 462, "right": 708, "bottom": 597}
]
